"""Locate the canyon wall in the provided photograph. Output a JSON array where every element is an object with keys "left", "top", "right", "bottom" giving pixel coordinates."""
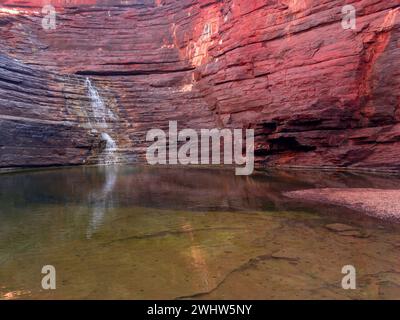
[{"left": 0, "top": 0, "right": 399, "bottom": 170}]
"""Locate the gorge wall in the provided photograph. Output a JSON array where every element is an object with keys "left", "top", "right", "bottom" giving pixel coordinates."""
[{"left": 0, "top": 0, "right": 399, "bottom": 170}]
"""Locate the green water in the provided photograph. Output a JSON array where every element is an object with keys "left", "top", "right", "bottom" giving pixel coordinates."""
[{"left": 0, "top": 165, "right": 400, "bottom": 299}]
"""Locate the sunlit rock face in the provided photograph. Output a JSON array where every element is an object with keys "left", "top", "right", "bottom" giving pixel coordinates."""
[
  {"left": 0, "top": 0, "right": 399, "bottom": 169},
  {"left": 0, "top": 1, "right": 142, "bottom": 8}
]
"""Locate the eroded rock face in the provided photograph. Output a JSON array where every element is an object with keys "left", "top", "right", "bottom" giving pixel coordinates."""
[{"left": 0, "top": 0, "right": 399, "bottom": 169}]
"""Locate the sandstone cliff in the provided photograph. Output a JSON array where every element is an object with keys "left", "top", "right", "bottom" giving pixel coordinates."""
[{"left": 0, "top": 0, "right": 399, "bottom": 170}]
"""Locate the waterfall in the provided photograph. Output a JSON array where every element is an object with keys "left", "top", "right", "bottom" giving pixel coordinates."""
[
  {"left": 100, "top": 132, "right": 118, "bottom": 165},
  {"left": 85, "top": 77, "right": 119, "bottom": 164},
  {"left": 85, "top": 78, "right": 116, "bottom": 126}
]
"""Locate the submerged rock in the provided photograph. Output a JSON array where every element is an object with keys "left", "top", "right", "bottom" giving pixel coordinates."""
[
  {"left": 325, "top": 223, "right": 357, "bottom": 232},
  {"left": 271, "top": 249, "right": 300, "bottom": 262}
]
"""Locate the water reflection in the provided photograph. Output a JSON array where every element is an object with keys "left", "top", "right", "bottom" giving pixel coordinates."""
[
  {"left": 1, "top": 166, "right": 400, "bottom": 215},
  {"left": 180, "top": 220, "right": 214, "bottom": 292},
  {"left": 86, "top": 165, "right": 118, "bottom": 239}
]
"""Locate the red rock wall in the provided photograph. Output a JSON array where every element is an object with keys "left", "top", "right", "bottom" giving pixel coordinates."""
[
  {"left": 0, "top": 0, "right": 399, "bottom": 170},
  {"left": 0, "top": 55, "right": 98, "bottom": 167},
  {"left": 177, "top": 0, "right": 400, "bottom": 170}
]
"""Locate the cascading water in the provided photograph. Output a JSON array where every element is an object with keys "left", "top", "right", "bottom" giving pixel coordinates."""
[
  {"left": 101, "top": 132, "right": 118, "bottom": 165},
  {"left": 85, "top": 77, "right": 119, "bottom": 164},
  {"left": 85, "top": 78, "right": 116, "bottom": 126}
]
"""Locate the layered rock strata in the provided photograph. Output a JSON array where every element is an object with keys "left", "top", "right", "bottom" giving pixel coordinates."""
[{"left": 0, "top": 0, "right": 399, "bottom": 170}]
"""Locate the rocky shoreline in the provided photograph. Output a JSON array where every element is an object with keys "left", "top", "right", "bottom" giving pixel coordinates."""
[{"left": 285, "top": 188, "right": 400, "bottom": 222}]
